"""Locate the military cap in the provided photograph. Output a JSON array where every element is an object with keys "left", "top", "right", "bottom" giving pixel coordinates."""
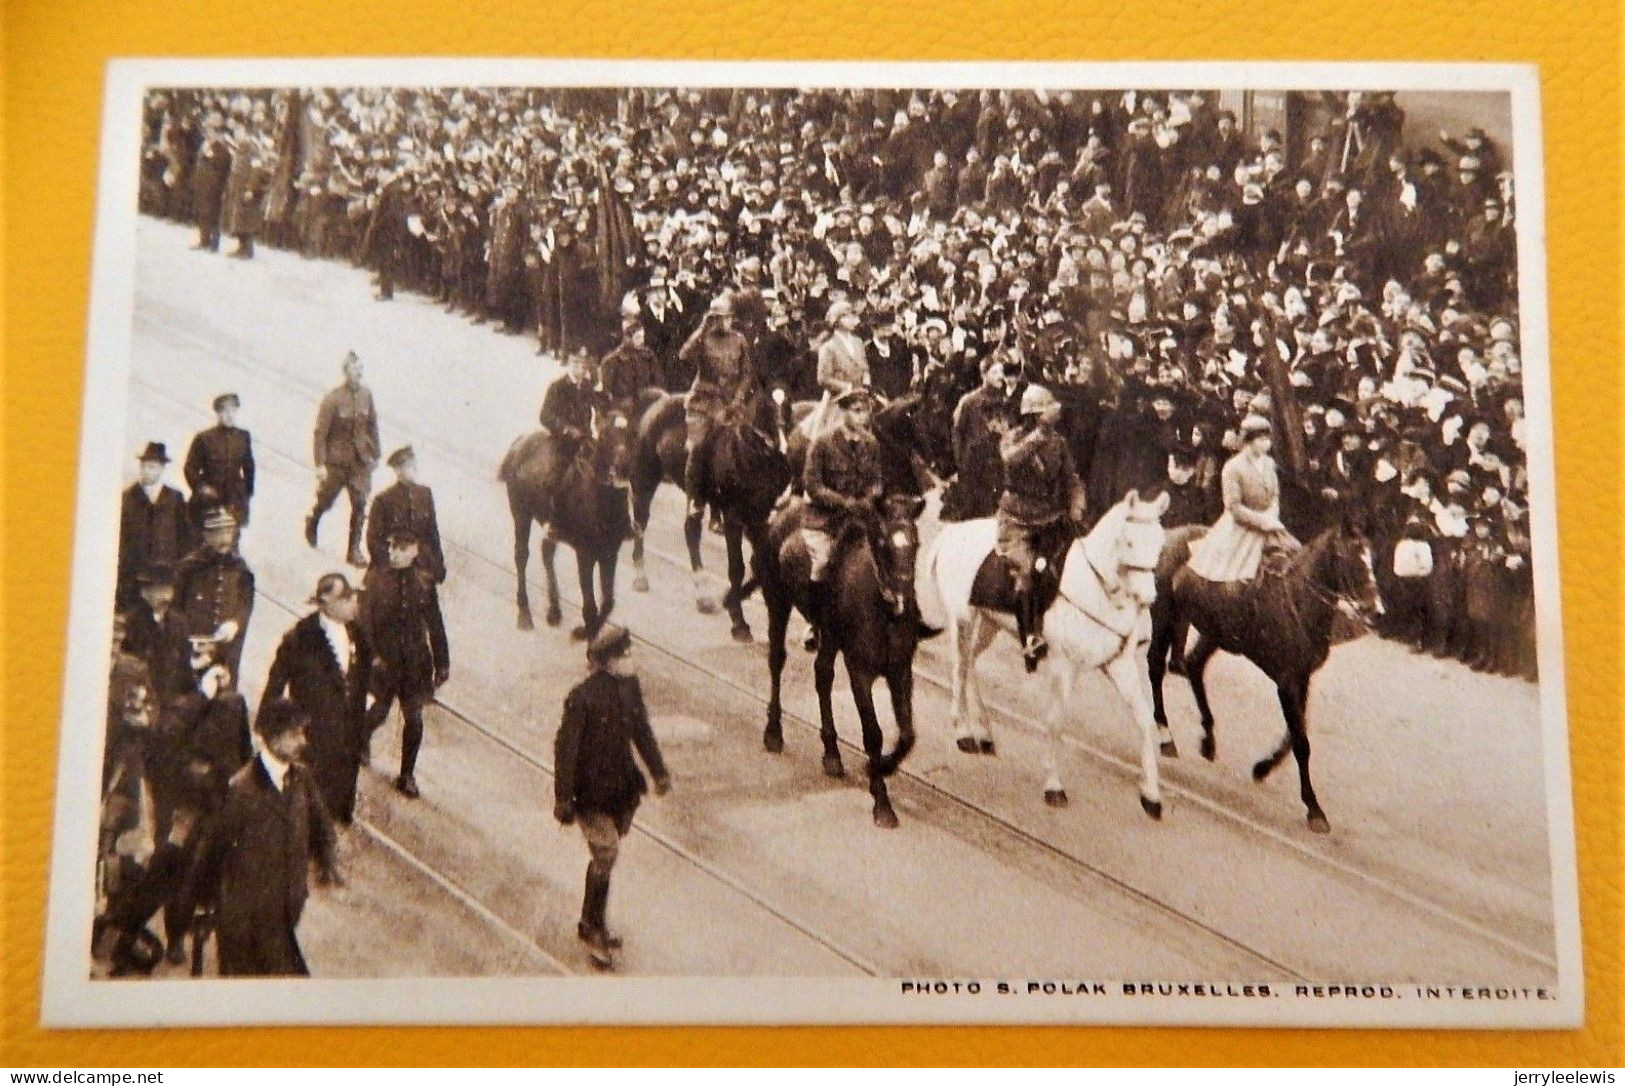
[
  {"left": 587, "top": 623, "right": 633, "bottom": 664},
  {"left": 387, "top": 445, "right": 416, "bottom": 469},
  {"left": 212, "top": 392, "right": 241, "bottom": 411}
]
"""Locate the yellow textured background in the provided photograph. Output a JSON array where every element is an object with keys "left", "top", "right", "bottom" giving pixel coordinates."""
[{"left": 2, "top": 0, "right": 1620, "bottom": 1066}]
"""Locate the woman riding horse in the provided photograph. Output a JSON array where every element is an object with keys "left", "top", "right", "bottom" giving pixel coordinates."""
[{"left": 1185, "top": 414, "right": 1300, "bottom": 582}]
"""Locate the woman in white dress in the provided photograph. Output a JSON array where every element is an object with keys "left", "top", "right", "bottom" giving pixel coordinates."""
[{"left": 1187, "top": 414, "right": 1300, "bottom": 582}]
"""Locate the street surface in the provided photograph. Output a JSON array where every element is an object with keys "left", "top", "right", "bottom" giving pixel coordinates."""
[{"left": 115, "top": 218, "right": 1557, "bottom": 982}]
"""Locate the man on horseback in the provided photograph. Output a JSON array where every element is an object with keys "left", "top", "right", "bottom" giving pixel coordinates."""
[
  {"left": 679, "top": 293, "right": 759, "bottom": 523},
  {"left": 997, "top": 383, "right": 1087, "bottom": 669},
  {"left": 1186, "top": 413, "right": 1300, "bottom": 582},
  {"left": 802, "top": 386, "right": 884, "bottom": 645},
  {"left": 536, "top": 350, "right": 601, "bottom": 517}
]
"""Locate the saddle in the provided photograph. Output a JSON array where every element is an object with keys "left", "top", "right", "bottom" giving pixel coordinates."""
[{"left": 967, "top": 528, "right": 1073, "bottom": 617}]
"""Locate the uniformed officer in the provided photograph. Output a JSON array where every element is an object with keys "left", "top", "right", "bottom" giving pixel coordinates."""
[
  {"left": 306, "top": 351, "right": 381, "bottom": 567},
  {"left": 997, "top": 383, "right": 1087, "bottom": 669},
  {"left": 365, "top": 446, "right": 446, "bottom": 583},
  {"left": 597, "top": 316, "right": 662, "bottom": 421},
  {"left": 183, "top": 392, "right": 256, "bottom": 529},
  {"left": 553, "top": 624, "right": 670, "bottom": 969},
  {"left": 174, "top": 507, "right": 256, "bottom": 679},
  {"left": 361, "top": 528, "right": 449, "bottom": 799},
  {"left": 536, "top": 352, "right": 601, "bottom": 517},
  {"left": 678, "top": 294, "right": 758, "bottom": 521},
  {"left": 801, "top": 386, "right": 884, "bottom": 643}
]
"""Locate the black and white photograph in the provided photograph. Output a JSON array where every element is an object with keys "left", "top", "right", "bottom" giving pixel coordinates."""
[{"left": 44, "top": 59, "right": 1577, "bottom": 1028}]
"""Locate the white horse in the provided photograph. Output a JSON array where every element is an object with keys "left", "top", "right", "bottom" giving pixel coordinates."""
[{"left": 919, "top": 490, "right": 1175, "bottom": 818}]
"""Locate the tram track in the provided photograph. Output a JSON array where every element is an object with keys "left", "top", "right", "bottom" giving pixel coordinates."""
[{"left": 128, "top": 266, "right": 1557, "bottom": 979}]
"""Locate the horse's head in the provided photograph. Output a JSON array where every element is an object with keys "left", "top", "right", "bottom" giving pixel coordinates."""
[
  {"left": 1325, "top": 512, "right": 1384, "bottom": 625},
  {"left": 588, "top": 412, "right": 634, "bottom": 490},
  {"left": 872, "top": 493, "right": 927, "bottom": 618},
  {"left": 894, "top": 389, "right": 956, "bottom": 479},
  {"left": 1088, "top": 488, "right": 1169, "bottom": 608}
]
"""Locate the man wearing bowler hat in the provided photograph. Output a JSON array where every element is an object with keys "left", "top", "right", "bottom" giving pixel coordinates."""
[
  {"left": 365, "top": 446, "right": 446, "bottom": 584},
  {"left": 361, "top": 528, "right": 449, "bottom": 799},
  {"left": 175, "top": 507, "right": 255, "bottom": 679},
  {"left": 307, "top": 351, "right": 381, "bottom": 567},
  {"left": 118, "top": 442, "right": 194, "bottom": 615},
  {"left": 183, "top": 392, "right": 255, "bottom": 530},
  {"left": 260, "top": 573, "right": 373, "bottom": 824}
]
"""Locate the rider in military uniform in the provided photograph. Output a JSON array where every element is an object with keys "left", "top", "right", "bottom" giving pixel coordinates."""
[
  {"left": 183, "top": 392, "right": 256, "bottom": 529},
  {"left": 536, "top": 351, "right": 601, "bottom": 519},
  {"left": 597, "top": 316, "right": 662, "bottom": 422},
  {"left": 174, "top": 507, "right": 256, "bottom": 680},
  {"left": 306, "top": 351, "right": 381, "bottom": 567},
  {"left": 801, "top": 387, "right": 884, "bottom": 644},
  {"left": 997, "top": 383, "right": 1087, "bottom": 670},
  {"left": 678, "top": 294, "right": 759, "bottom": 522},
  {"left": 361, "top": 528, "right": 450, "bottom": 800},
  {"left": 366, "top": 446, "right": 446, "bottom": 584}
]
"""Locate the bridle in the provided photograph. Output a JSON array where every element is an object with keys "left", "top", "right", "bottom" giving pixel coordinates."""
[{"left": 1056, "top": 535, "right": 1159, "bottom": 662}]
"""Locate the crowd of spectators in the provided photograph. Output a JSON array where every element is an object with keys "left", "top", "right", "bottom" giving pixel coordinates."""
[{"left": 138, "top": 85, "right": 1536, "bottom": 679}]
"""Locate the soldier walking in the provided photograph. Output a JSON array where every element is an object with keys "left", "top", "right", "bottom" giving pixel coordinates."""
[
  {"left": 361, "top": 529, "right": 450, "bottom": 799},
  {"left": 365, "top": 446, "right": 446, "bottom": 583},
  {"left": 553, "top": 625, "right": 670, "bottom": 969},
  {"left": 306, "top": 351, "right": 381, "bottom": 567}
]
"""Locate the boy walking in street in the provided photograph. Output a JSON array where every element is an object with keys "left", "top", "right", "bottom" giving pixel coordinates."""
[{"left": 552, "top": 625, "right": 670, "bottom": 969}]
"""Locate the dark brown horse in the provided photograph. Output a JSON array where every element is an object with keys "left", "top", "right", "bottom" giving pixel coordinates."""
[
  {"left": 727, "top": 492, "right": 932, "bottom": 828},
  {"left": 1147, "top": 515, "right": 1382, "bottom": 833},
  {"left": 499, "top": 415, "right": 634, "bottom": 638},
  {"left": 629, "top": 392, "right": 791, "bottom": 641}
]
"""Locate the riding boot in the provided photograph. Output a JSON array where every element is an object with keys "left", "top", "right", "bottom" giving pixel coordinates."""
[
  {"left": 577, "top": 869, "right": 616, "bottom": 965},
  {"left": 1014, "top": 574, "right": 1046, "bottom": 671},
  {"left": 346, "top": 510, "right": 367, "bottom": 568},
  {"left": 682, "top": 449, "right": 706, "bottom": 521}
]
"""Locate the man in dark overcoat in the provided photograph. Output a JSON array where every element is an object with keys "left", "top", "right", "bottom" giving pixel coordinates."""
[
  {"left": 186, "top": 698, "right": 339, "bottom": 976},
  {"left": 183, "top": 392, "right": 256, "bottom": 529},
  {"left": 174, "top": 507, "right": 255, "bottom": 679},
  {"left": 190, "top": 116, "right": 232, "bottom": 252},
  {"left": 260, "top": 573, "right": 373, "bottom": 825},
  {"left": 365, "top": 446, "right": 446, "bottom": 583},
  {"left": 361, "top": 529, "right": 449, "bottom": 799},
  {"left": 118, "top": 442, "right": 194, "bottom": 615},
  {"left": 946, "top": 357, "right": 1013, "bottom": 521},
  {"left": 553, "top": 625, "right": 670, "bottom": 968}
]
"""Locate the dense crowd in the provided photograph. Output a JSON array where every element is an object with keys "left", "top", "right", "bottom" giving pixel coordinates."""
[{"left": 138, "top": 85, "right": 1536, "bottom": 680}]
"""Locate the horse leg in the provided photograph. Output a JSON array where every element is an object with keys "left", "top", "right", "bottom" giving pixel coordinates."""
[
  {"left": 1285, "top": 677, "right": 1329, "bottom": 833},
  {"left": 966, "top": 613, "right": 999, "bottom": 753},
  {"left": 848, "top": 666, "right": 898, "bottom": 829},
  {"left": 948, "top": 615, "right": 977, "bottom": 754},
  {"left": 1148, "top": 604, "right": 1171, "bottom": 728},
  {"left": 1167, "top": 616, "right": 1192, "bottom": 676},
  {"left": 572, "top": 550, "right": 597, "bottom": 641},
  {"left": 724, "top": 520, "right": 752, "bottom": 642},
  {"left": 540, "top": 535, "right": 563, "bottom": 627},
  {"left": 630, "top": 484, "right": 654, "bottom": 594},
  {"left": 1040, "top": 655, "right": 1074, "bottom": 806},
  {"left": 598, "top": 546, "right": 618, "bottom": 628},
  {"left": 511, "top": 506, "right": 535, "bottom": 630},
  {"left": 686, "top": 510, "right": 718, "bottom": 615},
  {"left": 1185, "top": 632, "right": 1221, "bottom": 761},
  {"left": 1106, "top": 651, "right": 1165, "bottom": 820},
  {"left": 813, "top": 639, "right": 843, "bottom": 779},
  {"left": 1251, "top": 690, "right": 1296, "bottom": 782},
  {"left": 764, "top": 589, "right": 791, "bottom": 754}
]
